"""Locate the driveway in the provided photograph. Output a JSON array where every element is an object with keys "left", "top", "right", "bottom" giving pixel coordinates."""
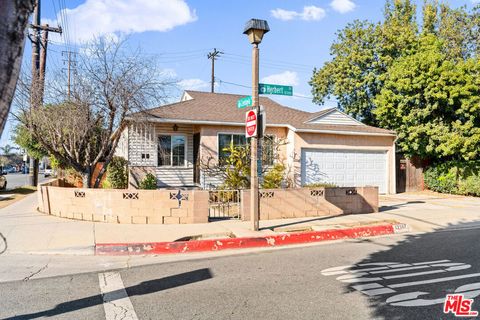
[{"left": 379, "top": 191, "right": 480, "bottom": 232}]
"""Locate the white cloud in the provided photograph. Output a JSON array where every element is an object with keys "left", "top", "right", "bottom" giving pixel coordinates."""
[
  {"left": 48, "top": 0, "right": 197, "bottom": 44},
  {"left": 261, "top": 71, "right": 299, "bottom": 86},
  {"left": 160, "top": 68, "right": 178, "bottom": 78},
  {"left": 270, "top": 8, "right": 298, "bottom": 21},
  {"left": 178, "top": 78, "right": 209, "bottom": 91},
  {"left": 330, "top": 0, "right": 356, "bottom": 14},
  {"left": 271, "top": 6, "right": 326, "bottom": 21}
]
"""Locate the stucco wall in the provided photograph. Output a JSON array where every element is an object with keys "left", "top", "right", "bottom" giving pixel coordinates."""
[
  {"left": 241, "top": 186, "right": 379, "bottom": 220},
  {"left": 292, "top": 131, "right": 396, "bottom": 194},
  {"left": 38, "top": 180, "right": 209, "bottom": 224}
]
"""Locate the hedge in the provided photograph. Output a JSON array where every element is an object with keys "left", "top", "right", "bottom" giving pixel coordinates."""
[{"left": 424, "top": 160, "right": 480, "bottom": 196}]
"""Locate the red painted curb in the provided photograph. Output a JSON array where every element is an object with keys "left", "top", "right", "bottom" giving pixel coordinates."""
[{"left": 95, "top": 223, "right": 405, "bottom": 256}]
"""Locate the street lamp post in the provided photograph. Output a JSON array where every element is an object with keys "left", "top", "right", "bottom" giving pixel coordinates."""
[{"left": 243, "top": 19, "right": 269, "bottom": 231}]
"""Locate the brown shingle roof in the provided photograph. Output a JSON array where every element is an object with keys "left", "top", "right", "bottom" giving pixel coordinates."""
[{"left": 143, "top": 91, "right": 395, "bottom": 135}]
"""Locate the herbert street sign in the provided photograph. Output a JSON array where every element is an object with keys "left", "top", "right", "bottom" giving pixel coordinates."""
[
  {"left": 245, "top": 109, "right": 257, "bottom": 138},
  {"left": 237, "top": 96, "right": 252, "bottom": 109},
  {"left": 259, "top": 83, "right": 293, "bottom": 96}
]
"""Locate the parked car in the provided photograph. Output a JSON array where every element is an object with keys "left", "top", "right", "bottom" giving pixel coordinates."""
[
  {"left": 3, "top": 166, "right": 16, "bottom": 174},
  {"left": 44, "top": 166, "right": 52, "bottom": 177}
]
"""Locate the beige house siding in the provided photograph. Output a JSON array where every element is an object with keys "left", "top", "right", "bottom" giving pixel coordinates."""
[
  {"left": 293, "top": 132, "right": 396, "bottom": 194},
  {"left": 127, "top": 123, "right": 195, "bottom": 187},
  {"left": 128, "top": 123, "right": 156, "bottom": 166}
]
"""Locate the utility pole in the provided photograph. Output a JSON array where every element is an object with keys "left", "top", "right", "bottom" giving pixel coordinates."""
[
  {"left": 28, "top": 0, "right": 62, "bottom": 186},
  {"left": 62, "top": 51, "right": 77, "bottom": 99},
  {"left": 207, "top": 48, "right": 223, "bottom": 93},
  {"left": 28, "top": 0, "right": 41, "bottom": 187}
]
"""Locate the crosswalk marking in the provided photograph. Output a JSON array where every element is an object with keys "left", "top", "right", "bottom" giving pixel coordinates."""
[{"left": 99, "top": 272, "right": 139, "bottom": 320}]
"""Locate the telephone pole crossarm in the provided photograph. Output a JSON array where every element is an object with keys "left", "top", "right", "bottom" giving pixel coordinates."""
[{"left": 207, "top": 48, "right": 223, "bottom": 93}]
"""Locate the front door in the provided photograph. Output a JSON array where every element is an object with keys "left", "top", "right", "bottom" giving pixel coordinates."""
[{"left": 193, "top": 133, "right": 200, "bottom": 184}]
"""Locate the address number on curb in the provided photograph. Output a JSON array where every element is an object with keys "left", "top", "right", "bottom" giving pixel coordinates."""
[{"left": 393, "top": 223, "right": 409, "bottom": 234}]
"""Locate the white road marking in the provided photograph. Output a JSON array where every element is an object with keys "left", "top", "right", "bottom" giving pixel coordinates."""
[
  {"left": 98, "top": 272, "right": 139, "bottom": 320},
  {"left": 370, "top": 265, "right": 430, "bottom": 274},
  {"left": 322, "top": 260, "right": 480, "bottom": 307},
  {"left": 352, "top": 283, "right": 383, "bottom": 291},
  {"left": 412, "top": 260, "right": 450, "bottom": 265},
  {"left": 361, "top": 288, "right": 396, "bottom": 296},
  {"left": 383, "top": 269, "right": 445, "bottom": 279},
  {"left": 389, "top": 272, "right": 480, "bottom": 288}
]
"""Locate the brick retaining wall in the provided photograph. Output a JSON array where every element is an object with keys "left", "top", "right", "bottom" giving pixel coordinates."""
[{"left": 240, "top": 187, "right": 378, "bottom": 221}]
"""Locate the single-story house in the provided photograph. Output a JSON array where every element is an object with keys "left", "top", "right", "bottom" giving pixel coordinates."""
[{"left": 115, "top": 90, "right": 396, "bottom": 194}]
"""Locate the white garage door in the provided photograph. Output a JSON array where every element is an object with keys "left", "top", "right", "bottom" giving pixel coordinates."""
[{"left": 301, "top": 149, "right": 388, "bottom": 194}]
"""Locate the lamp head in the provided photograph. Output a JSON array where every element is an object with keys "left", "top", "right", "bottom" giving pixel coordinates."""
[{"left": 243, "top": 19, "right": 270, "bottom": 45}]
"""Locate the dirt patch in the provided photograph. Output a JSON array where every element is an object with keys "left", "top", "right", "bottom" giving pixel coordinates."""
[
  {"left": 174, "top": 232, "right": 235, "bottom": 242},
  {"left": 0, "top": 186, "right": 36, "bottom": 209}
]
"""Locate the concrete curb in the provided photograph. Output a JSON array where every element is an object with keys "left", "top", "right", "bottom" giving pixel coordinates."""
[{"left": 95, "top": 223, "right": 409, "bottom": 256}]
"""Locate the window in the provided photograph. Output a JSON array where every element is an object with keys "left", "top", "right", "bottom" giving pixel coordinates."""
[
  {"left": 218, "top": 134, "right": 247, "bottom": 164},
  {"left": 218, "top": 133, "right": 275, "bottom": 166},
  {"left": 158, "top": 135, "right": 185, "bottom": 166}
]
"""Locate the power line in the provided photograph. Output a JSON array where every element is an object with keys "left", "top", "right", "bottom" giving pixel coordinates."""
[
  {"left": 217, "top": 79, "right": 337, "bottom": 104},
  {"left": 218, "top": 56, "right": 313, "bottom": 75}
]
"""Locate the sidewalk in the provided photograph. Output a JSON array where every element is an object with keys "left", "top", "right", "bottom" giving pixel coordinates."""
[{"left": 2, "top": 191, "right": 480, "bottom": 256}]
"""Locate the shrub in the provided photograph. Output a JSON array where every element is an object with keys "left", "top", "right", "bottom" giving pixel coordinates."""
[
  {"left": 261, "top": 163, "right": 285, "bottom": 189},
  {"left": 424, "top": 160, "right": 480, "bottom": 195},
  {"left": 139, "top": 173, "right": 157, "bottom": 190},
  {"left": 105, "top": 156, "right": 128, "bottom": 189},
  {"left": 457, "top": 175, "right": 480, "bottom": 196}
]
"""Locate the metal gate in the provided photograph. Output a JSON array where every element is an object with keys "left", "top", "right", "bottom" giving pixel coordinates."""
[{"left": 208, "top": 190, "right": 241, "bottom": 219}]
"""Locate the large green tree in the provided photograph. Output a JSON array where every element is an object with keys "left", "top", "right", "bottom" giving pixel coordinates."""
[
  {"left": 374, "top": 35, "right": 480, "bottom": 160},
  {"left": 310, "top": 0, "right": 417, "bottom": 125},
  {"left": 311, "top": 0, "right": 480, "bottom": 160}
]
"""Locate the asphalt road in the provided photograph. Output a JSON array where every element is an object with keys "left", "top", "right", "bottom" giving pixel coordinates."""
[
  {"left": 2, "top": 224, "right": 480, "bottom": 320},
  {"left": 2, "top": 173, "right": 49, "bottom": 190}
]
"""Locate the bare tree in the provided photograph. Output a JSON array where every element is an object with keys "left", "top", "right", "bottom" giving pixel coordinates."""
[
  {"left": 17, "top": 38, "right": 174, "bottom": 187},
  {"left": 0, "top": 1, "right": 35, "bottom": 135}
]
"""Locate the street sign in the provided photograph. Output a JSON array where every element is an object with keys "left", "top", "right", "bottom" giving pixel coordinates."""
[
  {"left": 259, "top": 83, "right": 293, "bottom": 96},
  {"left": 245, "top": 109, "right": 257, "bottom": 138},
  {"left": 237, "top": 96, "right": 252, "bottom": 109}
]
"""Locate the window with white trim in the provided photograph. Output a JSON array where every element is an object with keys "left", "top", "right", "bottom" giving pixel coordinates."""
[
  {"left": 158, "top": 135, "right": 186, "bottom": 166},
  {"left": 218, "top": 133, "right": 275, "bottom": 166}
]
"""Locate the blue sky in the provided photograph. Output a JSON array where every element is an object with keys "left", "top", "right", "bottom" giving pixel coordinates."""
[{"left": 2, "top": 0, "right": 475, "bottom": 147}]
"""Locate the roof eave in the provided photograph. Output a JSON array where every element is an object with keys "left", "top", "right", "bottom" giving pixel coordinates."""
[
  {"left": 127, "top": 115, "right": 395, "bottom": 137},
  {"left": 295, "top": 128, "right": 396, "bottom": 137}
]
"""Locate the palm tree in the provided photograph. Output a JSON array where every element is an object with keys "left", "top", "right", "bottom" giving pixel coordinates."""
[{"left": 0, "top": 144, "right": 17, "bottom": 156}]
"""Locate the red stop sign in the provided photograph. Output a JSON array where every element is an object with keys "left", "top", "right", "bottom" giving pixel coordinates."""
[{"left": 246, "top": 110, "right": 257, "bottom": 138}]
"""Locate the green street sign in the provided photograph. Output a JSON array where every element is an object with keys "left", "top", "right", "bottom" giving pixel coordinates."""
[
  {"left": 259, "top": 83, "right": 293, "bottom": 96},
  {"left": 237, "top": 96, "right": 252, "bottom": 109}
]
